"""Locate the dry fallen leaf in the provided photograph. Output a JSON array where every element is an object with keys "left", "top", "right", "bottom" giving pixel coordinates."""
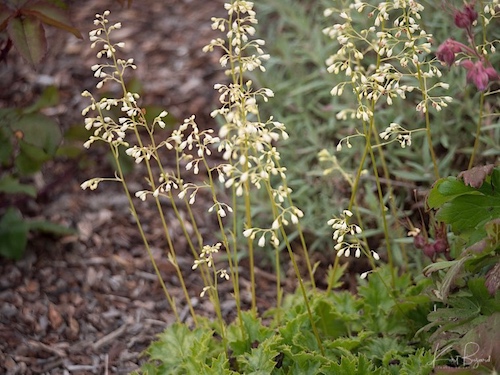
[
  {"left": 67, "top": 317, "right": 80, "bottom": 340},
  {"left": 458, "top": 164, "right": 495, "bottom": 189},
  {"left": 48, "top": 303, "right": 64, "bottom": 330}
]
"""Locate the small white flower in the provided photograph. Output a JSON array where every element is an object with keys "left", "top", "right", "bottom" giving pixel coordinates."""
[
  {"left": 271, "top": 219, "right": 280, "bottom": 230},
  {"left": 243, "top": 229, "right": 253, "bottom": 238},
  {"left": 200, "top": 286, "right": 211, "bottom": 298},
  {"left": 258, "top": 234, "right": 266, "bottom": 247}
]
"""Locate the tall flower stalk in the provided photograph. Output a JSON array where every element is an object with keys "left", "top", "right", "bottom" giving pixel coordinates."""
[
  {"left": 322, "top": 0, "right": 454, "bottom": 283},
  {"left": 81, "top": 1, "right": 322, "bottom": 350},
  {"left": 205, "top": 1, "right": 321, "bottom": 348}
]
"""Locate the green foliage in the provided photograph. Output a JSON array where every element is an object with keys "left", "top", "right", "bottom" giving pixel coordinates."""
[
  {"left": 0, "top": 206, "right": 75, "bottom": 260},
  {"left": 428, "top": 165, "right": 500, "bottom": 247},
  {"left": 0, "top": 207, "right": 28, "bottom": 260},
  {"left": 137, "top": 266, "right": 435, "bottom": 374},
  {"left": 144, "top": 322, "right": 225, "bottom": 374},
  {"left": 0, "top": 86, "right": 62, "bottom": 173},
  {"left": 424, "top": 165, "right": 500, "bottom": 371},
  {"left": 426, "top": 165, "right": 500, "bottom": 302},
  {"left": 0, "top": 86, "right": 74, "bottom": 259},
  {"left": 418, "top": 278, "right": 500, "bottom": 370}
]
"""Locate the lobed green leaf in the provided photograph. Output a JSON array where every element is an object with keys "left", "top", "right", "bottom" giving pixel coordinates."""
[
  {"left": 427, "top": 177, "right": 480, "bottom": 209},
  {"left": 146, "top": 323, "right": 219, "bottom": 373},
  {"left": 238, "top": 334, "right": 281, "bottom": 374}
]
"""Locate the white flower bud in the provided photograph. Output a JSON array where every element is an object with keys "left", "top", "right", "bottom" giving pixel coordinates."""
[{"left": 258, "top": 235, "right": 266, "bottom": 247}]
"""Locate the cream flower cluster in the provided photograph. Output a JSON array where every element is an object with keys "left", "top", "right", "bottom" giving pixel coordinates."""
[
  {"left": 81, "top": 12, "right": 228, "bottom": 210},
  {"left": 204, "top": 1, "right": 302, "bottom": 248},
  {"left": 81, "top": 11, "right": 235, "bottom": 302},
  {"left": 80, "top": 11, "right": 141, "bottom": 191},
  {"left": 328, "top": 210, "right": 380, "bottom": 260},
  {"left": 133, "top": 116, "right": 222, "bottom": 206},
  {"left": 483, "top": 1, "right": 499, "bottom": 22},
  {"left": 192, "top": 243, "right": 230, "bottom": 298},
  {"left": 379, "top": 122, "right": 413, "bottom": 148},
  {"left": 324, "top": 0, "right": 450, "bottom": 125},
  {"left": 328, "top": 210, "right": 362, "bottom": 257}
]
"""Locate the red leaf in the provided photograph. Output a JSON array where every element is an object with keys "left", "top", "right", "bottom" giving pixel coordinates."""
[
  {"left": 0, "top": 4, "right": 14, "bottom": 31},
  {"left": 458, "top": 164, "right": 495, "bottom": 189},
  {"left": 7, "top": 15, "right": 47, "bottom": 66},
  {"left": 21, "top": 1, "right": 82, "bottom": 39},
  {"left": 485, "top": 262, "right": 500, "bottom": 296}
]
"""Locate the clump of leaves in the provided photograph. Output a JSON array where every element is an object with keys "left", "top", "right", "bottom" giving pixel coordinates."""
[
  {"left": 0, "top": 86, "right": 74, "bottom": 260},
  {"left": 428, "top": 164, "right": 500, "bottom": 250},
  {"left": 136, "top": 266, "right": 435, "bottom": 375},
  {"left": 421, "top": 165, "right": 500, "bottom": 371}
]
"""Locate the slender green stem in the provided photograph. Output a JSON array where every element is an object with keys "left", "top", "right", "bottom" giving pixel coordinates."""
[
  {"left": 107, "top": 27, "right": 200, "bottom": 323},
  {"left": 365, "top": 99, "right": 395, "bottom": 285},
  {"left": 273, "top": 156, "right": 315, "bottom": 289},
  {"left": 225, "top": 5, "right": 258, "bottom": 317},
  {"left": 109, "top": 143, "right": 180, "bottom": 322},
  {"left": 230, "top": 185, "right": 245, "bottom": 333},
  {"left": 367, "top": 134, "right": 395, "bottom": 285},
  {"left": 209, "top": 269, "right": 228, "bottom": 353},
  {"left": 263, "top": 180, "right": 284, "bottom": 322},
  {"left": 243, "top": 175, "right": 257, "bottom": 315},
  {"left": 348, "top": 143, "right": 369, "bottom": 212},
  {"left": 203, "top": 157, "right": 244, "bottom": 328},
  {"left": 416, "top": 66, "right": 440, "bottom": 179},
  {"left": 279, "top": 224, "right": 325, "bottom": 356},
  {"left": 125, "top": 99, "right": 198, "bottom": 326},
  {"left": 468, "top": 93, "right": 485, "bottom": 169},
  {"left": 326, "top": 255, "right": 340, "bottom": 294}
]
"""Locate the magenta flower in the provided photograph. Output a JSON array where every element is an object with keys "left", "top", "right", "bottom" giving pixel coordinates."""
[
  {"left": 461, "top": 60, "right": 499, "bottom": 91},
  {"left": 436, "top": 39, "right": 464, "bottom": 66}
]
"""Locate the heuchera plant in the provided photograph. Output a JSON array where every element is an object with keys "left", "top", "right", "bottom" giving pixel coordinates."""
[{"left": 78, "top": 0, "right": 500, "bottom": 373}]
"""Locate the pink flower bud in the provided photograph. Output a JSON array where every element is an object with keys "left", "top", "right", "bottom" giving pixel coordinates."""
[
  {"left": 461, "top": 60, "right": 499, "bottom": 91},
  {"left": 433, "top": 238, "right": 448, "bottom": 254},
  {"left": 436, "top": 39, "right": 463, "bottom": 66},
  {"left": 423, "top": 244, "right": 436, "bottom": 261},
  {"left": 413, "top": 234, "right": 426, "bottom": 249},
  {"left": 454, "top": 4, "right": 478, "bottom": 29}
]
